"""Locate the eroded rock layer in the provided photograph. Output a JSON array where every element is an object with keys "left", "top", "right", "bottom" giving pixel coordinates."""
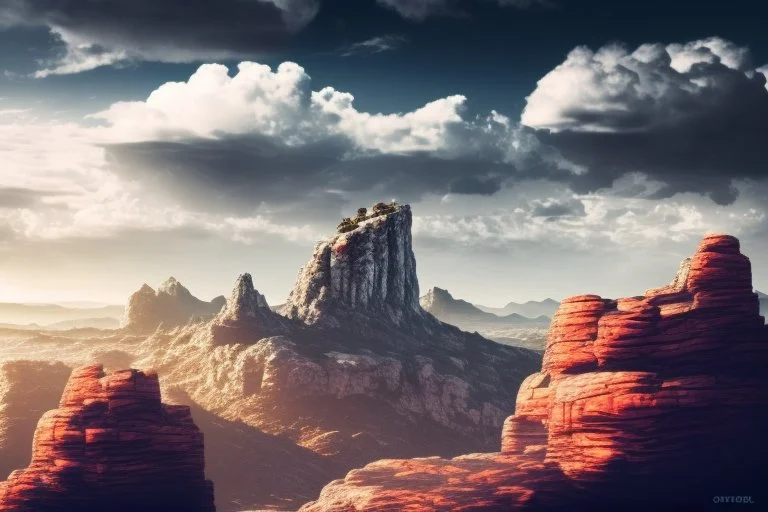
[
  {"left": 300, "top": 234, "right": 768, "bottom": 511},
  {"left": 0, "top": 364, "right": 215, "bottom": 512}
]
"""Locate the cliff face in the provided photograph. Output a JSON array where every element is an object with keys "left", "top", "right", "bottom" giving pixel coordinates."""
[
  {"left": 0, "top": 364, "right": 215, "bottom": 512},
  {"left": 282, "top": 205, "right": 426, "bottom": 329},
  {"left": 300, "top": 234, "right": 768, "bottom": 511},
  {"left": 135, "top": 203, "right": 542, "bottom": 510},
  {"left": 122, "top": 277, "right": 226, "bottom": 333}
]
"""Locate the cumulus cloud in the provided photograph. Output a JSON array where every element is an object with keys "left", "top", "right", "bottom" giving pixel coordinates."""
[
  {"left": 522, "top": 37, "right": 768, "bottom": 205},
  {"left": 0, "top": 0, "right": 319, "bottom": 76},
  {"left": 90, "top": 60, "right": 577, "bottom": 218}
]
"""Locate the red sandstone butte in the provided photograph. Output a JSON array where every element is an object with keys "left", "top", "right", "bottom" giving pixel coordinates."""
[
  {"left": 0, "top": 364, "right": 215, "bottom": 512},
  {"left": 300, "top": 234, "right": 768, "bottom": 511}
]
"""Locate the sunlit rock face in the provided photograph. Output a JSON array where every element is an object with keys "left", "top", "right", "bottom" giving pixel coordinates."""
[
  {"left": 122, "top": 277, "right": 226, "bottom": 333},
  {"left": 282, "top": 204, "right": 427, "bottom": 329},
  {"left": 137, "top": 203, "right": 542, "bottom": 510},
  {"left": 300, "top": 234, "right": 768, "bottom": 512},
  {"left": 0, "top": 365, "right": 215, "bottom": 512}
]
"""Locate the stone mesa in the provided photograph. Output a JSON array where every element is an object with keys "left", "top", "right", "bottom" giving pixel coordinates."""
[
  {"left": 300, "top": 234, "right": 768, "bottom": 511},
  {"left": 0, "top": 364, "right": 215, "bottom": 512}
]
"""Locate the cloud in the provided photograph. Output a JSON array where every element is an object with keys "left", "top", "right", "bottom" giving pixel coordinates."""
[
  {"left": 522, "top": 37, "right": 768, "bottom": 205},
  {"left": 530, "top": 197, "right": 586, "bottom": 218},
  {"left": 89, "top": 61, "right": 577, "bottom": 218},
  {"left": 0, "top": 0, "right": 320, "bottom": 76},
  {"left": 337, "top": 35, "right": 408, "bottom": 57},
  {"left": 376, "top": 0, "right": 545, "bottom": 21}
]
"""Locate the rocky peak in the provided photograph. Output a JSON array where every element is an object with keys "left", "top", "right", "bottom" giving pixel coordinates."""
[
  {"left": 419, "top": 287, "right": 453, "bottom": 311},
  {"left": 122, "top": 278, "right": 226, "bottom": 333},
  {"left": 209, "top": 273, "right": 291, "bottom": 344},
  {"left": 219, "top": 273, "right": 270, "bottom": 322},
  {"left": 281, "top": 203, "right": 426, "bottom": 328},
  {"left": 158, "top": 276, "right": 192, "bottom": 299}
]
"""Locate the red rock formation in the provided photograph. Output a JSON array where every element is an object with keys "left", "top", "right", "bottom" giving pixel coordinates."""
[
  {"left": 0, "top": 364, "right": 215, "bottom": 512},
  {"left": 300, "top": 234, "right": 768, "bottom": 511}
]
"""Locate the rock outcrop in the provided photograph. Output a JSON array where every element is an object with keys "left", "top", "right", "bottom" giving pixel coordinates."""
[
  {"left": 208, "top": 273, "right": 292, "bottom": 345},
  {"left": 135, "top": 203, "right": 542, "bottom": 510},
  {"left": 281, "top": 204, "right": 425, "bottom": 329},
  {"left": 300, "top": 234, "right": 768, "bottom": 511},
  {"left": 0, "top": 364, "right": 215, "bottom": 512},
  {"left": 122, "top": 277, "right": 226, "bottom": 333}
]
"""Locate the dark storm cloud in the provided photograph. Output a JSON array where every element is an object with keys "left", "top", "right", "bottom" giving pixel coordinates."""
[
  {"left": 0, "top": 0, "right": 318, "bottom": 63},
  {"left": 524, "top": 40, "right": 768, "bottom": 205},
  {"left": 104, "top": 133, "right": 571, "bottom": 222}
]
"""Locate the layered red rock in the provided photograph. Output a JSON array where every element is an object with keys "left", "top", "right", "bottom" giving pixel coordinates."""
[
  {"left": 300, "top": 234, "right": 768, "bottom": 511},
  {"left": 0, "top": 364, "right": 215, "bottom": 512}
]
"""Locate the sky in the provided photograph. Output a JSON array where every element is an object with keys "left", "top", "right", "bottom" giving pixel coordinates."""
[{"left": 0, "top": 0, "right": 767, "bottom": 307}]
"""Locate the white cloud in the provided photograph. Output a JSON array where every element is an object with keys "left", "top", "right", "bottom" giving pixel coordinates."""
[
  {"left": 522, "top": 37, "right": 767, "bottom": 132},
  {"left": 92, "top": 61, "right": 535, "bottom": 157},
  {"left": 35, "top": 28, "right": 130, "bottom": 78}
]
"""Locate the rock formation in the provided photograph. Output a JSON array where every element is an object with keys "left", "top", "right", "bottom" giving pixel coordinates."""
[
  {"left": 281, "top": 204, "right": 424, "bottom": 329},
  {"left": 300, "top": 234, "right": 768, "bottom": 511},
  {"left": 0, "top": 361, "right": 72, "bottom": 480},
  {"left": 0, "top": 364, "right": 215, "bottom": 512},
  {"left": 135, "top": 203, "right": 542, "bottom": 510},
  {"left": 122, "top": 277, "right": 226, "bottom": 333},
  {"left": 209, "top": 273, "right": 292, "bottom": 345}
]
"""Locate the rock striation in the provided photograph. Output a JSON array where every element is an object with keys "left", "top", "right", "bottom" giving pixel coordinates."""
[
  {"left": 281, "top": 204, "right": 425, "bottom": 329},
  {"left": 300, "top": 234, "right": 768, "bottom": 511},
  {"left": 122, "top": 277, "right": 226, "bottom": 333},
  {"left": 0, "top": 364, "right": 215, "bottom": 512}
]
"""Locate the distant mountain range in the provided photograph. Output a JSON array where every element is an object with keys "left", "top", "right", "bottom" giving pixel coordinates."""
[
  {"left": 0, "top": 303, "right": 124, "bottom": 328},
  {"left": 420, "top": 287, "right": 551, "bottom": 327},
  {"left": 475, "top": 298, "right": 560, "bottom": 319}
]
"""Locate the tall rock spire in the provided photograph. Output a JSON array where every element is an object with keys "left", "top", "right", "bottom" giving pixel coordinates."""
[{"left": 281, "top": 204, "right": 426, "bottom": 328}]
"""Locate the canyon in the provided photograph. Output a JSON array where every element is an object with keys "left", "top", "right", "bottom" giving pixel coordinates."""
[{"left": 301, "top": 234, "right": 768, "bottom": 511}]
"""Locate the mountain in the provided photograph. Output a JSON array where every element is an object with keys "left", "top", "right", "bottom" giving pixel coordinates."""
[
  {"left": 122, "top": 277, "right": 226, "bottom": 333},
  {"left": 475, "top": 297, "right": 560, "bottom": 318},
  {"left": 300, "top": 234, "right": 768, "bottom": 511},
  {"left": 0, "top": 303, "right": 124, "bottom": 327},
  {"left": 45, "top": 317, "right": 121, "bottom": 330},
  {"left": 421, "top": 287, "right": 551, "bottom": 326},
  {"left": 136, "top": 202, "right": 542, "bottom": 511},
  {"left": 0, "top": 365, "right": 215, "bottom": 511}
]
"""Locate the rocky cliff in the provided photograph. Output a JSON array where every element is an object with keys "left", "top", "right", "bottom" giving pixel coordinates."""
[
  {"left": 0, "top": 364, "right": 215, "bottom": 512},
  {"left": 135, "top": 203, "right": 542, "bottom": 510},
  {"left": 281, "top": 204, "right": 425, "bottom": 329},
  {"left": 300, "top": 234, "right": 768, "bottom": 511},
  {"left": 122, "top": 277, "right": 226, "bottom": 333}
]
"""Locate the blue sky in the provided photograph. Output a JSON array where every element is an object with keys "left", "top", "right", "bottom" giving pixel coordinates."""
[{"left": 0, "top": 0, "right": 767, "bottom": 305}]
